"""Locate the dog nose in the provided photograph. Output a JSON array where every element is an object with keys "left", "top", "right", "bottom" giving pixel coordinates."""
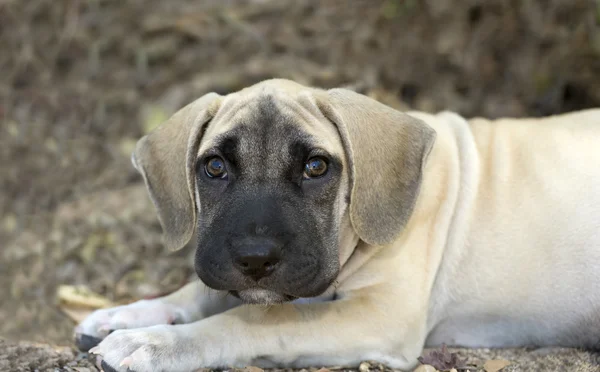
[{"left": 232, "top": 238, "right": 281, "bottom": 279}]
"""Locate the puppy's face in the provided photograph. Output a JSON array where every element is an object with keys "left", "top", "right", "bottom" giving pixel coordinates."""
[
  {"left": 133, "top": 79, "right": 435, "bottom": 306},
  {"left": 193, "top": 95, "right": 349, "bottom": 304}
]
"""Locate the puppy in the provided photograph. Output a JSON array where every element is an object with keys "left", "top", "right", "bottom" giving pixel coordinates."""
[{"left": 74, "top": 79, "right": 600, "bottom": 372}]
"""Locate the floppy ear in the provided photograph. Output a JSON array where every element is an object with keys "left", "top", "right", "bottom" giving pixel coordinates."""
[
  {"left": 316, "top": 88, "right": 436, "bottom": 246},
  {"left": 132, "top": 93, "right": 222, "bottom": 251}
]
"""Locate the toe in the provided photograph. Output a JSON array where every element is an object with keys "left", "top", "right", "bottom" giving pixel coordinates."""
[{"left": 124, "top": 344, "right": 158, "bottom": 372}]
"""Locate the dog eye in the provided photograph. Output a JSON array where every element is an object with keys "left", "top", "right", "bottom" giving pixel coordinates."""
[
  {"left": 204, "top": 156, "right": 228, "bottom": 179},
  {"left": 303, "top": 157, "right": 328, "bottom": 179}
]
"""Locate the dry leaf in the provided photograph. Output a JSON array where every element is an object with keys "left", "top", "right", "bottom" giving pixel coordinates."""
[
  {"left": 315, "top": 368, "right": 331, "bottom": 372},
  {"left": 244, "top": 366, "right": 264, "bottom": 372},
  {"left": 57, "top": 285, "right": 115, "bottom": 323},
  {"left": 483, "top": 359, "right": 511, "bottom": 372},
  {"left": 56, "top": 285, "right": 114, "bottom": 308},
  {"left": 413, "top": 365, "right": 438, "bottom": 372},
  {"left": 418, "top": 344, "right": 467, "bottom": 371}
]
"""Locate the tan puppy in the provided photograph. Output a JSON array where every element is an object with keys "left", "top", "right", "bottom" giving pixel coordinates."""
[{"left": 74, "top": 79, "right": 600, "bottom": 372}]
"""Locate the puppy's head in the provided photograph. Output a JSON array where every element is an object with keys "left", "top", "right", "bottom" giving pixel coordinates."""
[{"left": 132, "top": 79, "right": 435, "bottom": 304}]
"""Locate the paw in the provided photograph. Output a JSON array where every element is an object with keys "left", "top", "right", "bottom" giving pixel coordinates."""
[
  {"left": 74, "top": 300, "right": 184, "bottom": 352},
  {"left": 90, "top": 325, "right": 197, "bottom": 372}
]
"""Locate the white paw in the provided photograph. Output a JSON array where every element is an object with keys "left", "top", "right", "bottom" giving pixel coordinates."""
[
  {"left": 90, "top": 325, "right": 201, "bottom": 372},
  {"left": 74, "top": 299, "right": 184, "bottom": 351}
]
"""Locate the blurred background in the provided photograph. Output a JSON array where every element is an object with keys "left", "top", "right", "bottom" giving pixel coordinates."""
[{"left": 0, "top": 0, "right": 599, "bottom": 353}]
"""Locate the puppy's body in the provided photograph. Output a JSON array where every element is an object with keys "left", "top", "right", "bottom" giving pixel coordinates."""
[
  {"left": 413, "top": 110, "right": 600, "bottom": 348},
  {"left": 75, "top": 80, "right": 600, "bottom": 371}
]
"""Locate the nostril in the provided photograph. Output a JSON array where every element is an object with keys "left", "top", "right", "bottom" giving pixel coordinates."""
[
  {"left": 231, "top": 238, "right": 283, "bottom": 277},
  {"left": 233, "top": 254, "right": 280, "bottom": 276}
]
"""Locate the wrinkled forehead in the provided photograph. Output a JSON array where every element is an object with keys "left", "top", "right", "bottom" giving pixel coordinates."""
[{"left": 198, "top": 92, "right": 344, "bottom": 162}]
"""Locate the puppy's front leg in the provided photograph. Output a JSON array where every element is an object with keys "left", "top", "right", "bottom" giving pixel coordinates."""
[
  {"left": 94, "top": 285, "right": 427, "bottom": 372},
  {"left": 74, "top": 279, "right": 241, "bottom": 351}
]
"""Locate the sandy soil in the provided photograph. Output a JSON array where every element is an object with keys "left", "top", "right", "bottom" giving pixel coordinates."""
[{"left": 1, "top": 0, "right": 600, "bottom": 371}]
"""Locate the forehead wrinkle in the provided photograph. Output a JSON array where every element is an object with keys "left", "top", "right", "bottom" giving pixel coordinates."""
[
  {"left": 256, "top": 98, "right": 296, "bottom": 179},
  {"left": 273, "top": 96, "right": 345, "bottom": 156},
  {"left": 198, "top": 97, "right": 256, "bottom": 155},
  {"left": 202, "top": 95, "right": 256, "bottom": 139},
  {"left": 213, "top": 93, "right": 252, "bottom": 123},
  {"left": 272, "top": 98, "right": 320, "bottom": 130},
  {"left": 229, "top": 117, "right": 307, "bottom": 181},
  {"left": 240, "top": 110, "right": 338, "bottom": 181}
]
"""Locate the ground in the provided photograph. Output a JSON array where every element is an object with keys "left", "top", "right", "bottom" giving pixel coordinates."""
[{"left": 1, "top": 0, "right": 600, "bottom": 371}]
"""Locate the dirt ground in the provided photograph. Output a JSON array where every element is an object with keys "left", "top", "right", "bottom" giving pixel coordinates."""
[{"left": 1, "top": 0, "right": 600, "bottom": 371}]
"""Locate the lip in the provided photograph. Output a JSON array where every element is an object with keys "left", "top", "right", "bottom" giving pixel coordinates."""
[{"left": 229, "top": 289, "right": 297, "bottom": 303}]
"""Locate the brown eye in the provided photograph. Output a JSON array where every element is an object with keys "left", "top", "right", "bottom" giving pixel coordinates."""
[
  {"left": 303, "top": 157, "right": 328, "bottom": 179},
  {"left": 205, "top": 156, "right": 227, "bottom": 178}
]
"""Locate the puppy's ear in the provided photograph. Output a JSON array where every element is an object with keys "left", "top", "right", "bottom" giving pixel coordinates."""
[
  {"left": 316, "top": 88, "right": 436, "bottom": 246},
  {"left": 132, "top": 93, "right": 222, "bottom": 251}
]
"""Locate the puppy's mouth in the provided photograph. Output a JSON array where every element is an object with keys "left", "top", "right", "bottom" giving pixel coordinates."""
[{"left": 229, "top": 289, "right": 297, "bottom": 305}]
